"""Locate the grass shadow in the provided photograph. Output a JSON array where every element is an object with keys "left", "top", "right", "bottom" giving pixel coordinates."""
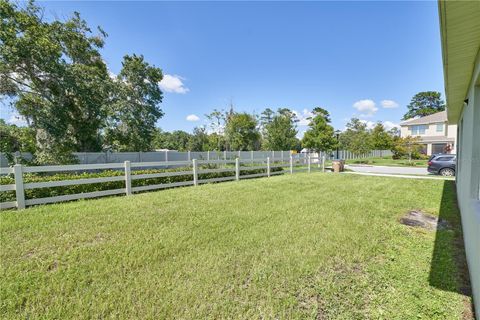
[{"left": 429, "top": 180, "right": 475, "bottom": 318}]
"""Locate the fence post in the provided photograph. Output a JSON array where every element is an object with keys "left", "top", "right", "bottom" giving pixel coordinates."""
[
  {"left": 308, "top": 155, "right": 311, "bottom": 173},
  {"left": 322, "top": 155, "right": 326, "bottom": 172},
  {"left": 188, "top": 151, "right": 191, "bottom": 161},
  {"left": 267, "top": 157, "right": 271, "bottom": 177},
  {"left": 235, "top": 158, "right": 240, "bottom": 181},
  {"left": 192, "top": 159, "right": 198, "bottom": 186},
  {"left": 289, "top": 155, "right": 293, "bottom": 174},
  {"left": 13, "top": 164, "right": 25, "bottom": 209},
  {"left": 124, "top": 161, "right": 132, "bottom": 196},
  {"left": 165, "top": 150, "right": 168, "bottom": 162},
  {"left": 251, "top": 150, "right": 254, "bottom": 163},
  {"left": 223, "top": 150, "right": 227, "bottom": 161}
]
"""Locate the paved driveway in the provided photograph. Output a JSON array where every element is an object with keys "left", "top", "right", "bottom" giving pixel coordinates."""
[{"left": 345, "top": 165, "right": 429, "bottom": 175}]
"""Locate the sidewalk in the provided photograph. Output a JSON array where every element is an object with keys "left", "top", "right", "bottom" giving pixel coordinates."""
[
  {"left": 343, "top": 171, "right": 454, "bottom": 180},
  {"left": 345, "top": 164, "right": 428, "bottom": 175}
]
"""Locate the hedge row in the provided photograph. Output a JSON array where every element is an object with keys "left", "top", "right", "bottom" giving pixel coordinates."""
[{"left": 0, "top": 164, "right": 284, "bottom": 203}]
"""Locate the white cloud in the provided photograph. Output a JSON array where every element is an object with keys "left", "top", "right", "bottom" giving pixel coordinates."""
[
  {"left": 359, "top": 120, "right": 376, "bottom": 130},
  {"left": 358, "top": 119, "right": 399, "bottom": 131},
  {"left": 381, "top": 100, "right": 399, "bottom": 109},
  {"left": 292, "top": 108, "right": 314, "bottom": 126},
  {"left": 383, "top": 121, "right": 400, "bottom": 131},
  {"left": 205, "top": 125, "right": 225, "bottom": 135},
  {"left": 353, "top": 99, "right": 378, "bottom": 117},
  {"left": 186, "top": 114, "right": 200, "bottom": 122},
  {"left": 159, "top": 74, "right": 189, "bottom": 94}
]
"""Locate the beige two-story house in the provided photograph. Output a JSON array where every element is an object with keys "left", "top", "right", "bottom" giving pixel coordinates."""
[{"left": 399, "top": 110, "right": 457, "bottom": 155}]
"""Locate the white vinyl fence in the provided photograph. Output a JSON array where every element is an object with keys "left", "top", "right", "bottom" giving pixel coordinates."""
[
  {"left": 1, "top": 150, "right": 393, "bottom": 167},
  {"left": 0, "top": 154, "right": 329, "bottom": 210}
]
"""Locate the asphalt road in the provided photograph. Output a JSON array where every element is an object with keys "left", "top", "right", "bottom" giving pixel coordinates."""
[{"left": 345, "top": 165, "right": 429, "bottom": 175}]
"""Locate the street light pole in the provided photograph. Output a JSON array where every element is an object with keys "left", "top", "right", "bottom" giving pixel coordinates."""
[{"left": 335, "top": 130, "right": 341, "bottom": 159}]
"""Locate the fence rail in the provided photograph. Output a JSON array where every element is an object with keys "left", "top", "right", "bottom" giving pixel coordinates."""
[
  {"left": 1, "top": 150, "right": 392, "bottom": 210},
  {"left": 0, "top": 155, "right": 331, "bottom": 210},
  {"left": 1, "top": 150, "right": 393, "bottom": 167}
]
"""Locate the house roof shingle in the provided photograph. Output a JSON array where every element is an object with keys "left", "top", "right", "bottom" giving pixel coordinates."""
[{"left": 400, "top": 111, "right": 447, "bottom": 126}]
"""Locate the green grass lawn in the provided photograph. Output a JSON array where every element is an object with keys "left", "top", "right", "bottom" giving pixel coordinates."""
[
  {"left": 346, "top": 156, "right": 429, "bottom": 167},
  {"left": 0, "top": 173, "right": 471, "bottom": 319}
]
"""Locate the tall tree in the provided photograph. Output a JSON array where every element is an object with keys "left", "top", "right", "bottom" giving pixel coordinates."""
[
  {"left": 224, "top": 112, "right": 261, "bottom": 151},
  {"left": 261, "top": 108, "right": 298, "bottom": 150},
  {"left": 206, "top": 133, "right": 226, "bottom": 151},
  {"left": 1, "top": 1, "right": 165, "bottom": 162},
  {"left": 104, "top": 54, "right": 163, "bottom": 151},
  {"left": 260, "top": 108, "right": 275, "bottom": 126},
  {"left": 402, "top": 91, "right": 446, "bottom": 120},
  {"left": 205, "top": 108, "right": 227, "bottom": 150},
  {"left": 205, "top": 109, "right": 226, "bottom": 134},
  {"left": 339, "top": 118, "right": 372, "bottom": 156},
  {"left": 301, "top": 107, "right": 337, "bottom": 153},
  {"left": 188, "top": 127, "right": 210, "bottom": 151},
  {"left": 370, "top": 122, "right": 394, "bottom": 150},
  {"left": 1, "top": 0, "right": 111, "bottom": 163}
]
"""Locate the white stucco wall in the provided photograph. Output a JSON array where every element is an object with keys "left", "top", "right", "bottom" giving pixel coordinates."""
[
  {"left": 456, "top": 52, "right": 480, "bottom": 315},
  {"left": 400, "top": 126, "right": 409, "bottom": 137},
  {"left": 425, "top": 122, "right": 447, "bottom": 136},
  {"left": 446, "top": 124, "right": 458, "bottom": 140},
  {"left": 400, "top": 122, "right": 457, "bottom": 139}
]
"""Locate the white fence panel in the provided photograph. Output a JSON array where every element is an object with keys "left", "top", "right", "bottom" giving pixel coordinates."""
[
  {"left": 1, "top": 150, "right": 392, "bottom": 167},
  {"left": 1, "top": 150, "right": 392, "bottom": 209}
]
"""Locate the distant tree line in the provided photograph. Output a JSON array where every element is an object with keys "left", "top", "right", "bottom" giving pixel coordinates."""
[
  {"left": 0, "top": 1, "right": 436, "bottom": 164},
  {"left": 151, "top": 107, "right": 301, "bottom": 153}
]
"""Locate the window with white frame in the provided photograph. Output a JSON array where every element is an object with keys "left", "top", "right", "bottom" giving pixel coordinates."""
[
  {"left": 436, "top": 123, "right": 444, "bottom": 132},
  {"left": 410, "top": 125, "right": 427, "bottom": 135}
]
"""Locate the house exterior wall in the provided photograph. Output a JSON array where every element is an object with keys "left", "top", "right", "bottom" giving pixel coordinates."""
[
  {"left": 399, "top": 120, "right": 457, "bottom": 155},
  {"left": 456, "top": 52, "right": 480, "bottom": 315},
  {"left": 400, "top": 126, "right": 409, "bottom": 137},
  {"left": 400, "top": 122, "right": 457, "bottom": 139},
  {"left": 424, "top": 122, "right": 447, "bottom": 136},
  {"left": 446, "top": 124, "right": 457, "bottom": 140}
]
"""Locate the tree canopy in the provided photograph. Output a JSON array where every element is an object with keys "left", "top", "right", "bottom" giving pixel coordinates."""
[
  {"left": 224, "top": 112, "right": 261, "bottom": 151},
  {"left": 104, "top": 54, "right": 163, "bottom": 151},
  {"left": 152, "top": 129, "right": 191, "bottom": 151},
  {"left": 0, "top": 0, "right": 164, "bottom": 163},
  {"left": 370, "top": 122, "right": 394, "bottom": 150},
  {"left": 402, "top": 91, "right": 446, "bottom": 120},
  {"left": 0, "top": 119, "right": 36, "bottom": 164},
  {"left": 261, "top": 108, "right": 299, "bottom": 151},
  {"left": 301, "top": 107, "right": 337, "bottom": 153},
  {"left": 339, "top": 118, "right": 372, "bottom": 156},
  {"left": 391, "top": 136, "right": 423, "bottom": 161}
]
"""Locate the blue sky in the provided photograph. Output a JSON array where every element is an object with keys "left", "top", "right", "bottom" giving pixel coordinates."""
[{"left": 1, "top": 1, "right": 445, "bottom": 137}]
